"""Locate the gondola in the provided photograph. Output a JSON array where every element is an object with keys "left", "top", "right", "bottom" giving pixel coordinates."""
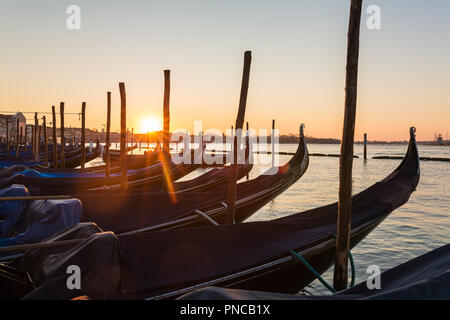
[
  {"left": 7, "top": 146, "right": 162, "bottom": 174},
  {"left": 179, "top": 242, "right": 450, "bottom": 300},
  {"left": 0, "top": 162, "right": 254, "bottom": 252},
  {"left": 0, "top": 185, "right": 82, "bottom": 251},
  {"left": 76, "top": 124, "right": 308, "bottom": 233},
  {"left": 0, "top": 141, "right": 207, "bottom": 194},
  {"left": 0, "top": 128, "right": 290, "bottom": 253},
  {"left": 0, "top": 143, "right": 100, "bottom": 169},
  {"left": 0, "top": 127, "right": 420, "bottom": 300},
  {"left": 55, "top": 144, "right": 101, "bottom": 169},
  {"left": 106, "top": 144, "right": 138, "bottom": 158},
  {"left": 0, "top": 159, "right": 199, "bottom": 195},
  {"left": 0, "top": 143, "right": 83, "bottom": 162},
  {"left": 0, "top": 139, "right": 214, "bottom": 193}
]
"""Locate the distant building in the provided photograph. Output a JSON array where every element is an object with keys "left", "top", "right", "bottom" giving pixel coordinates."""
[
  {"left": 437, "top": 134, "right": 443, "bottom": 145},
  {"left": 0, "top": 112, "right": 26, "bottom": 140}
]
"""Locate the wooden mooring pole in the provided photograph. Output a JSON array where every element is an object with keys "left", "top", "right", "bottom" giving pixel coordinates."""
[
  {"left": 272, "top": 119, "right": 275, "bottom": 167},
  {"left": 43, "top": 116, "right": 48, "bottom": 164},
  {"left": 246, "top": 121, "right": 250, "bottom": 180},
  {"left": 81, "top": 102, "right": 86, "bottom": 171},
  {"left": 131, "top": 128, "right": 134, "bottom": 154},
  {"left": 52, "top": 106, "right": 58, "bottom": 168},
  {"left": 15, "top": 118, "right": 19, "bottom": 158},
  {"left": 60, "top": 102, "right": 65, "bottom": 168},
  {"left": 105, "top": 92, "right": 111, "bottom": 178},
  {"left": 38, "top": 126, "right": 41, "bottom": 153},
  {"left": 363, "top": 133, "right": 367, "bottom": 160},
  {"left": 34, "top": 113, "right": 39, "bottom": 161},
  {"left": 163, "top": 70, "right": 171, "bottom": 154},
  {"left": 5, "top": 117, "right": 9, "bottom": 154},
  {"left": 23, "top": 125, "right": 27, "bottom": 146},
  {"left": 225, "top": 51, "right": 252, "bottom": 225},
  {"left": 333, "top": 0, "right": 363, "bottom": 291},
  {"left": 31, "top": 125, "right": 34, "bottom": 154},
  {"left": 119, "top": 83, "right": 128, "bottom": 190}
]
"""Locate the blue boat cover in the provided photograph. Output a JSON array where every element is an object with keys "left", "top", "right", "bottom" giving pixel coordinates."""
[
  {"left": 0, "top": 185, "right": 82, "bottom": 250},
  {"left": 0, "top": 184, "right": 29, "bottom": 221},
  {"left": 0, "top": 160, "right": 44, "bottom": 169}
]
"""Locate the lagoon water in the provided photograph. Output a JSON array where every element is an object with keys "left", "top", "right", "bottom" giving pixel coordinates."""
[
  {"left": 92, "top": 141, "right": 450, "bottom": 295},
  {"left": 247, "top": 143, "right": 450, "bottom": 295}
]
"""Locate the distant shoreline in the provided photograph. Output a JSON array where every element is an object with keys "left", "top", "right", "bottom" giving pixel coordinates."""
[{"left": 56, "top": 128, "right": 450, "bottom": 146}]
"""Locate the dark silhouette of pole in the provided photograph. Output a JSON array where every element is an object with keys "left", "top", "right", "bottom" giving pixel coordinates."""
[
  {"left": 43, "top": 116, "right": 48, "bottom": 164},
  {"left": 5, "top": 117, "right": 9, "bottom": 154},
  {"left": 105, "top": 92, "right": 111, "bottom": 178},
  {"left": 363, "top": 133, "right": 367, "bottom": 160},
  {"left": 60, "top": 103, "right": 65, "bottom": 168},
  {"left": 38, "top": 125, "right": 41, "bottom": 154},
  {"left": 131, "top": 128, "right": 134, "bottom": 154},
  {"left": 272, "top": 119, "right": 275, "bottom": 167},
  {"left": 15, "top": 118, "right": 19, "bottom": 158},
  {"left": 24, "top": 125, "right": 27, "bottom": 146},
  {"left": 15, "top": 118, "right": 19, "bottom": 153},
  {"left": 34, "top": 113, "right": 39, "bottom": 161},
  {"left": 31, "top": 125, "right": 34, "bottom": 152},
  {"left": 81, "top": 102, "right": 86, "bottom": 171},
  {"left": 119, "top": 83, "right": 128, "bottom": 190},
  {"left": 16, "top": 118, "right": 19, "bottom": 141},
  {"left": 225, "top": 51, "right": 252, "bottom": 224},
  {"left": 52, "top": 106, "right": 58, "bottom": 168},
  {"left": 246, "top": 121, "right": 250, "bottom": 180},
  {"left": 163, "top": 70, "right": 171, "bottom": 154},
  {"left": 333, "top": 0, "right": 363, "bottom": 291}
]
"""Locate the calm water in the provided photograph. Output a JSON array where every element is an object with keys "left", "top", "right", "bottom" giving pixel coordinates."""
[
  {"left": 93, "top": 142, "right": 450, "bottom": 295},
  {"left": 249, "top": 143, "right": 450, "bottom": 295}
]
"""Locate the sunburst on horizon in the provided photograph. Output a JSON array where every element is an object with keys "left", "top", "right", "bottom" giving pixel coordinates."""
[{"left": 138, "top": 117, "right": 162, "bottom": 133}]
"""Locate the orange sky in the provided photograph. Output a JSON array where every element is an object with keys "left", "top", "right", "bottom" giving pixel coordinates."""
[{"left": 0, "top": 1, "right": 449, "bottom": 141}]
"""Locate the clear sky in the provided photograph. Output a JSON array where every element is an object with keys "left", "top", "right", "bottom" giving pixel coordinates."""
[{"left": 0, "top": 0, "right": 449, "bottom": 141}]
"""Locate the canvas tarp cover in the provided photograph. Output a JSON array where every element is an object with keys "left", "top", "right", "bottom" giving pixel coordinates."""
[
  {"left": 0, "top": 185, "right": 82, "bottom": 249},
  {"left": 178, "top": 243, "right": 450, "bottom": 300},
  {"left": 18, "top": 223, "right": 121, "bottom": 300},
  {"left": 80, "top": 162, "right": 299, "bottom": 233},
  {"left": 118, "top": 176, "right": 414, "bottom": 298}
]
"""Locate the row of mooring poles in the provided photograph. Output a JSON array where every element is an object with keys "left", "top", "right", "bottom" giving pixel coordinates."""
[
  {"left": 101, "top": 71, "right": 171, "bottom": 189},
  {"left": 31, "top": 102, "right": 87, "bottom": 169},
  {"left": 225, "top": 50, "right": 252, "bottom": 225}
]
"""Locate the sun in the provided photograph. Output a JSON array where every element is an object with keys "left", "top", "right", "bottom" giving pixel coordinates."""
[{"left": 139, "top": 117, "right": 162, "bottom": 133}]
